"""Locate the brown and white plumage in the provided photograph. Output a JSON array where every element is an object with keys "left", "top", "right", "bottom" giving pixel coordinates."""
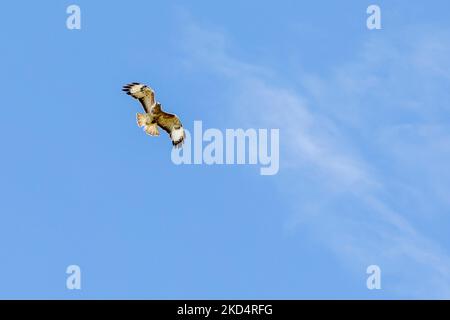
[{"left": 122, "top": 82, "right": 186, "bottom": 148}]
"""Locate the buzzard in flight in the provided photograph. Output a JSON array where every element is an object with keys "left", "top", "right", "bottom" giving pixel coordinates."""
[{"left": 122, "top": 83, "right": 186, "bottom": 148}]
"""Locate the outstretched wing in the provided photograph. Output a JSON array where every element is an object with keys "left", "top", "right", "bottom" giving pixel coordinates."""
[
  {"left": 156, "top": 111, "right": 186, "bottom": 148},
  {"left": 122, "top": 83, "right": 155, "bottom": 113}
]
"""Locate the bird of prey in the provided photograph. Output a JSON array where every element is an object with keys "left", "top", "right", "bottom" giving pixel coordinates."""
[{"left": 122, "top": 82, "right": 186, "bottom": 148}]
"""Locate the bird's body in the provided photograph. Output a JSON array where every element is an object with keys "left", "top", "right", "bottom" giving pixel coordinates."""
[{"left": 122, "top": 82, "right": 185, "bottom": 147}]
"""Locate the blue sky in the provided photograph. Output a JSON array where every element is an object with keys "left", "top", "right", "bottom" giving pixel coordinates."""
[{"left": 1, "top": 1, "right": 450, "bottom": 299}]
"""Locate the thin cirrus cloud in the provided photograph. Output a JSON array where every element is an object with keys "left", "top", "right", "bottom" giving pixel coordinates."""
[{"left": 179, "top": 20, "right": 450, "bottom": 297}]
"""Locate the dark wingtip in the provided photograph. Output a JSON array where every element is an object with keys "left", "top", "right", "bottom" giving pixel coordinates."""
[{"left": 172, "top": 139, "right": 185, "bottom": 149}]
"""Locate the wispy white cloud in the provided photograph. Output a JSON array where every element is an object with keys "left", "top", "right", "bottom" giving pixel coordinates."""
[{"left": 179, "top": 19, "right": 450, "bottom": 298}]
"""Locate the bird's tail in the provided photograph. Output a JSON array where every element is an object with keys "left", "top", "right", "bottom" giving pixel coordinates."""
[
  {"left": 136, "top": 113, "right": 147, "bottom": 127},
  {"left": 136, "top": 113, "right": 159, "bottom": 136},
  {"left": 144, "top": 123, "right": 160, "bottom": 136}
]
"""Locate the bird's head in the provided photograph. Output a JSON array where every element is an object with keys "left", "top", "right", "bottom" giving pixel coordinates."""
[{"left": 153, "top": 102, "right": 162, "bottom": 112}]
